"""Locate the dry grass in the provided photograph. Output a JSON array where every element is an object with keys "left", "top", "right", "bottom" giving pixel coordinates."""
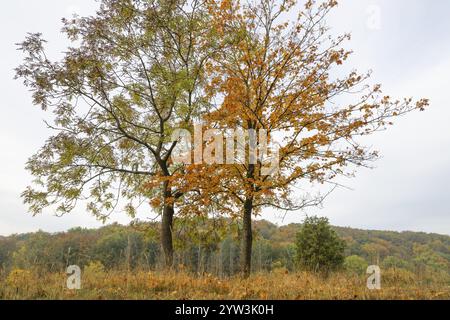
[{"left": 1, "top": 268, "right": 449, "bottom": 300}]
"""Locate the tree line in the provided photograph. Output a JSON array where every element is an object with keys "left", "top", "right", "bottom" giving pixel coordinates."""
[{"left": 1, "top": 218, "right": 448, "bottom": 281}]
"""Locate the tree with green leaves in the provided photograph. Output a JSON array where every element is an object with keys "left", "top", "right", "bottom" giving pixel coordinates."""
[
  {"left": 382, "top": 256, "right": 411, "bottom": 271},
  {"left": 15, "top": 0, "right": 216, "bottom": 268},
  {"left": 295, "top": 216, "right": 345, "bottom": 274}
]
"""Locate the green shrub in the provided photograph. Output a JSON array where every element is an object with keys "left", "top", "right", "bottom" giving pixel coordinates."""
[{"left": 295, "top": 216, "right": 346, "bottom": 274}]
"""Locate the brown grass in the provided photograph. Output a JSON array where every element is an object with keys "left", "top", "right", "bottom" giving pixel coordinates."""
[{"left": 1, "top": 268, "right": 449, "bottom": 300}]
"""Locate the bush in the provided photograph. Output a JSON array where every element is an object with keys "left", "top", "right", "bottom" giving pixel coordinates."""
[
  {"left": 344, "top": 255, "right": 368, "bottom": 275},
  {"left": 6, "top": 269, "right": 38, "bottom": 295},
  {"left": 295, "top": 216, "right": 346, "bottom": 274},
  {"left": 85, "top": 261, "right": 105, "bottom": 275}
]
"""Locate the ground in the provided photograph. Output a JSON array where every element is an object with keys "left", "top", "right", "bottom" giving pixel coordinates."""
[{"left": 1, "top": 269, "right": 449, "bottom": 300}]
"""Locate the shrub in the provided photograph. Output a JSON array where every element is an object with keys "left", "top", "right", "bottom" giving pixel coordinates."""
[
  {"left": 295, "top": 216, "right": 346, "bottom": 274},
  {"left": 344, "top": 255, "right": 368, "bottom": 275},
  {"left": 6, "top": 269, "right": 37, "bottom": 294}
]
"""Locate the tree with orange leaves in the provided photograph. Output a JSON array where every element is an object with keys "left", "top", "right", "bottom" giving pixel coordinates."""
[{"left": 198, "top": 0, "right": 429, "bottom": 277}]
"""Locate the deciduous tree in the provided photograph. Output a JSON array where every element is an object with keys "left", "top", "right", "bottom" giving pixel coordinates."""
[
  {"left": 15, "top": 0, "right": 216, "bottom": 268},
  {"left": 202, "top": 0, "right": 429, "bottom": 277}
]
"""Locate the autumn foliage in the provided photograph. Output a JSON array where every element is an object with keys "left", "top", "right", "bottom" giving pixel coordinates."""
[{"left": 15, "top": 0, "right": 429, "bottom": 277}]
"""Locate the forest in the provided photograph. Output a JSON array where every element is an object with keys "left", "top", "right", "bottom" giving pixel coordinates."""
[{"left": 1, "top": 219, "right": 449, "bottom": 278}]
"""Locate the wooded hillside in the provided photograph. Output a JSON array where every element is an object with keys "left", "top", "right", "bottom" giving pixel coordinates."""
[{"left": 1, "top": 220, "right": 449, "bottom": 279}]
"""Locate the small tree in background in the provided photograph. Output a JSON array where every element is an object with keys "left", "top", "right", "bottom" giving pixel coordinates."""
[{"left": 295, "top": 216, "right": 345, "bottom": 274}]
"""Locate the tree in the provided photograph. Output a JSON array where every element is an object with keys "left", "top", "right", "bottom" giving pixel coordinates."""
[
  {"left": 198, "top": 0, "right": 428, "bottom": 277},
  {"left": 382, "top": 256, "right": 411, "bottom": 271},
  {"left": 362, "top": 242, "right": 389, "bottom": 264},
  {"left": 15, "top": 0, "right": 216, "bottom": 268},
  {"left": 295, "top": 216, "right": 345, "bottom": 273},
  {"left": 94, "top": 230, "right": 144, "bottom": 269},
  {"left": 11, "top": 232, "right": 59, "bottom": 272},
  {"left": 413, "top": 244, "right": 449, "bottom": 273},
  {"left": 0, "top": 237, "right": 17, "bottom": 271}
]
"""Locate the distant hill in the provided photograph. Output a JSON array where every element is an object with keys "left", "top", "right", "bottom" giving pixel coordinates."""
[
  {"left": 253, "top": 220, "right": 450, "bottom": 273},
  {"left": 254, "top": 220, "right": 450, "bottom": 251}
]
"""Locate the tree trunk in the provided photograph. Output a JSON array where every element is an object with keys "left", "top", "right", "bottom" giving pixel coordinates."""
[
  {"left": 241, "top": 196, "right": 253, "bottom": 278},
  {"left": 161, "top": 204, "right": 174, "bottom": 268},
  {"left": 161, "top": 181, "right": 174, "bottom": 269}
]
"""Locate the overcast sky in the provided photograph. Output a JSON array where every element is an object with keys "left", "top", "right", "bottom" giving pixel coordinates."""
[{"left": 0, "top": 0, "right": 449, "bottom": 236}]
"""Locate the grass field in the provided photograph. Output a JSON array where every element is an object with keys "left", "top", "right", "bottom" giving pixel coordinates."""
[{"left": 1, "top": 268, "right": 449, "bottom": 300}]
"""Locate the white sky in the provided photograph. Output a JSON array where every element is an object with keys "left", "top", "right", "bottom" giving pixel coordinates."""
[{"left": 0, "top": 0, "right": 449, "bottom": 236}]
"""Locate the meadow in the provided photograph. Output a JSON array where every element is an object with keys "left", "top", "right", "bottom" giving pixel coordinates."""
[{"left": 1, "top": 268, "right": 449, "bottom": 300}]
